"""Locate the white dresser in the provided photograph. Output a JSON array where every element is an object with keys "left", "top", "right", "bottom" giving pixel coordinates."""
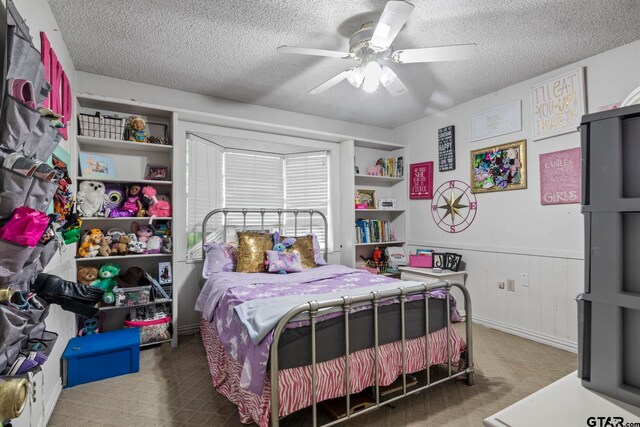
[{"left": 399, "top": 266, "right": 467, "bottom": 315}]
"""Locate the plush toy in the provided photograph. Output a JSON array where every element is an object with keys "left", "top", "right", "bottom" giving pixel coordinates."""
[
  {"left": 146, "top": 235, "right": 162, "bottom": 254},
  {"left": 93, "top": 263, "right": 121, "bottom": 304},
  {"left": 161, "top": 236, "right": 172, "bottom": 254},
  {"left": 269, "top": 231, "right": 296, "bottom": 274},
  {"left": 127, "top": 233, "right": 146, "bottom": 254},
  {"left": 128, "top": 117, "right": 148, "bottom": 143},
  {"left": 131, "top": 222, "right": 154, "bottom": 243},
  {"left": 109, "top": 184, "right": 143, "bottom": 217},
  {"left": 141, "top": 186, "right": 171, "bottom": 217},
  {"left": 105, "top": 184, "right": 126, "bottom": 217},
  {"left": 117, "top": 233, "right": 132, "bottom": 255},
  {"left": 77, "top": 228, "right": 103, "bottom": 258},
  {"left": 76, "top": 181, "right": 108, "bottom": 217},
  {"left": 77, "top": 266, "right": 99, "bottom": 286},
  {"left": 98, "top": 235, "right": 112, "bottom": 257}
]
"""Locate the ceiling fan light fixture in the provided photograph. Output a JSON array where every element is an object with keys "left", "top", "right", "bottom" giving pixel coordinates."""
[
  {"left": 363, "top": 61, "right": 382, "bottom": 92},
  {"left": 346, "top": 67, "right": 365, "bottom": 88},
  {"left": 380, "top": 65, "right": 397, "bottom": 87}
]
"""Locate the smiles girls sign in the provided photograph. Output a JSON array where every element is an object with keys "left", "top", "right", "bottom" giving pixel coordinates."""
[{"left": 539, "top": 147, "right": 581, "bottom": 205}]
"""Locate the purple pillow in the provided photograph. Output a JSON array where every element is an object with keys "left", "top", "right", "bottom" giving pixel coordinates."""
[
  {"left": 266, "top": 250, "right": 303, "bottom": 273},
  {"left": 203, "top": 242, "right": 237, "bottom": 278},
  {"left": 311, "top": 234, "right": 327, "bottom": 265}
]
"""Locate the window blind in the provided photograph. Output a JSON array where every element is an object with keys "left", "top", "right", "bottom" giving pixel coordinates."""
[
  {"left": 284, "top": 152, "right": 330, "bottom": 251},
  {"left": 186, "top": 134, "right": 223, "bottom": 259}
]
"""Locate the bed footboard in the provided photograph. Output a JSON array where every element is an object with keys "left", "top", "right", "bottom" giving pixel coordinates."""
[{"left": 269, "top": 280, "right": 474, "bottom": 427}]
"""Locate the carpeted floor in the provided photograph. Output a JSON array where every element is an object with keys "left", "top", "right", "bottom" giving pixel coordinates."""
[{"left": 49, "top": 323, "right": 576, "bottom": 426}]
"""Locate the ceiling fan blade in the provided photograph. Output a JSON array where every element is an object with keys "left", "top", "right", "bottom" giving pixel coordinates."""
[
  {"left": 380, "top": 65, "right": 407, "bottom": 97},
  {"left": 308, "top": 71, "right": 350, "bottom": 95},
  {"left": 371, "top": 1, "right": 415, "bottom": 50},
  {"left": 277, "top": 45, "right": 353, "bottom": 59},
  {"left": 392, "top": 43, "right": 477, "bottom": 64}
]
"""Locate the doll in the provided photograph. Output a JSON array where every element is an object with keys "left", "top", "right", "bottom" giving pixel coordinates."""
[
  {"left": 110, "top": 184, "right": 144, "bottom": 217},
  {"left": 128, "top": 117, "right": 148, "bottom": 143},
  {"left": 131, "top": 222, "right": 154, "bottom": 243}
]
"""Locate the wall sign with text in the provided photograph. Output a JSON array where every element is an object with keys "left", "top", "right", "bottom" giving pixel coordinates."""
[
  {"left": 539, "top": 147, "right": 581, "bottom": 205},
  {"left": 409, "top": 161, "right": 434, "bottom": 199},
  {"left": 438, "top": 125, "right": 455, "bottom": 172},
  {"left": 531, "top": 68, "right": 585, "bottom": 141}
]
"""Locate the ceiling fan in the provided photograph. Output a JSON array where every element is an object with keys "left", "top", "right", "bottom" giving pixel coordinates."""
[{"left": 277, "top": 0, "right": 476, "bottom": 97}]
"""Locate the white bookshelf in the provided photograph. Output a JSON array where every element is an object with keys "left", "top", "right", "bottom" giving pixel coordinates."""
[
  {"left": 340, "top": 139, "right": 407, "bottom": 269},
  {"left": 74, "top": 94, "right": 178, "bottom": 348}
]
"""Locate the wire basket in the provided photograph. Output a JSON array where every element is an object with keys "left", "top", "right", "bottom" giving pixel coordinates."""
[
  {"left": 78, "top": 112, "right": 125, "bottom": 140},
  {"left": 152, "top": 285, "right": 172, "bottom": 303}
]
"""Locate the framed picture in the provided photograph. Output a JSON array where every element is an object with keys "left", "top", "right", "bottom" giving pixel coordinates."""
[
  {"left": 79, "top": 152, "right": 116, "bottom": 178},
  {"left": 416, "top": 248, "right": 433, "bottom": 255},
  {"left": 432, "top": 253, "right": 445, "bottom": 269},
  {"left": 470, "top": 139, "right": 527, "bottom": 194},
  {"left": 469, "top": 101, "right": 522, "bottom": 142},
  {"left": 539, "top": 147, "right": 581, "bottom": 205},
  {"left": 378, "top": 198, "right": 397, "bottom": 210},
  {"left": 531, "top": 67, "right": 585, "bottom": 141},
  {"left": 354, "top": 189, "right": 377, "bottom": 210},
  {"left": 438, "top": 125, "right": 455, "bottom": 172},
  {"left": 158, "top": 262, "right": 172, "bottom": 285},
  {"left": 409, "top": 161, "right": 434, "bottom": 199},
  {"left": 445, "top": 253, "right": 462, "bottom": 272},
  {"left": 145, "top": 164, "right": 170, "bottom": 181}
]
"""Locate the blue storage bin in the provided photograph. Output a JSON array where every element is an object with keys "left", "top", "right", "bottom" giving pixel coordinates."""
[{"left": 62, "top": 328, "right": 140, "bottom": 388}]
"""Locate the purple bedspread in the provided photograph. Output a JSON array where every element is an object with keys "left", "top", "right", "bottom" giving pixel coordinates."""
[{"left": 195, "top": 265, "right": 460, "bottom": 395}]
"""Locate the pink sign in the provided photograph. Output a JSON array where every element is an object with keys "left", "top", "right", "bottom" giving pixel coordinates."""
[
  {"left": 409, "top": 161, "right": 433, "bottom": 199},
  {"left": 539, "top": 147, "right": 581, "bottom": 205},
  {"left": 40, "top": 32, "right": 72, "bottom": 140}
]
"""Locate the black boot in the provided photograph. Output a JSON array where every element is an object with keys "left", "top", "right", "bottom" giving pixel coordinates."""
[{"left": 31, "top": 274, "right": 104, "bottom": 318}]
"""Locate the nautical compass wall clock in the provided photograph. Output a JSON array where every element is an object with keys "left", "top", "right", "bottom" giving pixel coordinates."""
[{"left": 431, "top": 180, "right": 478, "bottom": 233}]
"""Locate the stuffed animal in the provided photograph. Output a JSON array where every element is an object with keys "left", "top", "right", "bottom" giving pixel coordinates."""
[
  {"left": 127, "top": 233, "right": 146, "bottom": 254},
  {"left": 117, "top": 233, "right": 132, "bottom": 255},
  {"left": 77, "top": 228, "right": 103, "bottom": 258},
  {"left": 141, "top": 186, "right": 171, "bottom": 217},
  {"left": 77, "top": 266, "right": 99, "bottom": 286},
  {"left": 76, "top": 181, "right": 108, "bottom": 217},
  {"left": 131, "top": 222, "right": 154, "bottom": 243},
  {"left": 98, "top": 235, "right": 112, "bottom": 257},
  {"left": 268, "top": 231, "right": 296, "bottom": 274},
  {"left": 109, "top": 184, "right": 143, "bottom": 217},
  {"left": 105, "top": 184, "right": 126, "bottom": 217},
  {"left": 146, "top": 235, "right": 162, "bottom": 254},
  {"left": 128, "top": 117, "right": 148, "bottom": 143},
  {"left": 161, "top": 236, "right": 172, "bottom": 254},
  {"left": 93, "top": 263, "right": 121, "bottom": 304}
]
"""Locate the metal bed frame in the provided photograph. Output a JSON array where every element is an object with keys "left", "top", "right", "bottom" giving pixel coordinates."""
[{"left": 201, "top": 208, "right": 474, "bottom": 427}]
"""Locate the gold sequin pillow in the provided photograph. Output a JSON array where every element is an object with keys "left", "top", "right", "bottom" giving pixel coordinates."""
[
  {"left": 281, "top": 235, "right": 317, "bottom": 269},
  {"left": 236, "top": 231, "right": 273, "bottom": 273}
]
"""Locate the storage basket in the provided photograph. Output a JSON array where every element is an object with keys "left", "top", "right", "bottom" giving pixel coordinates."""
[
  {"left": 114, "top": 285, "right": 151, "bottom": 307},
  {"left": 409, "top": 254, "right": 433, "bottom": 268},
  {"left": 78, "top": 113, "right": 125, "bottom": 140},
  {"left": 152, "top": 285, "right": 172, "bottom": 303},
  {"left": 124, "top": 316, "right": 172, "bottom": 345}
]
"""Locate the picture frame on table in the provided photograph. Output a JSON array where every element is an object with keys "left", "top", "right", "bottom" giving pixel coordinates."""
[
  {"left": 354, "top": 189, "right": 377, "bottom": 210},
  {"left": 79, "top": 152, "right": 116, "bottom": 178},
  {"left": 144, "top": 164, "right": 171, "bottom": 181},
  {"left": 445, "top": 253, "right": 462, "bottom": 272},
  {"left": 158, "top": 262, "right": 172, "bottom": 285},
  {"left": 432, "top": 253, "right": 445, "bottom": 269},
  {"left": 378, "top": 198, "right": 397, "bottom": 210}
]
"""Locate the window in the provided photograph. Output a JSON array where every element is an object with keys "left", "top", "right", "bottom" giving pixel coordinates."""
[{"left": 186, "top": 134, "right": 330, "bottom": 261}]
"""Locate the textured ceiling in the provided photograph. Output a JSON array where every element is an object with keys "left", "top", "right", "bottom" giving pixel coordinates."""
[{"left": 47, "top": 0, "right": 640, "bottom": 129}]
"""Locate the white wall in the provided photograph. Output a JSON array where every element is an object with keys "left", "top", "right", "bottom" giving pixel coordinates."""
[
  {"left": 4, "top": 0, "right": 78, "bottom": 425},
  {"left": 395, "top": 40, "right": 640, "bottom": 351}
]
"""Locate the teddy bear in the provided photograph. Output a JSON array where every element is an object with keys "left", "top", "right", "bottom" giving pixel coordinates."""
[
  {"left": 98, "top": 235, "right": 112, "bottom": 257},
  {"left": 77, "top": 266, "right": 99, "bottom": 286},
  {"left": 161, "top": 236, "right": 172, "bottom": 254},
  {"left": 117, "top": 233, "right": 132, "bottom": 255},
  {"left": 93, "top": 263, "right": 121, "bottom": 304},
  {"left": 76, "top": 181, "right": 109, "bottom": 217},
  {"left": 77, "top": 228, "right": 103, "bottom": 258}
]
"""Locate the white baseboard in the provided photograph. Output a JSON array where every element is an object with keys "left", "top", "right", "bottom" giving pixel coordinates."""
[
  {"left": 41, "top": 380, "right": 62, "bottom": 427},
  {"left": 473, "top": 315, "right": 577, "bottom": 353},
  {"left": 178, "top": 324, "right": 200, "bottom": 335}
]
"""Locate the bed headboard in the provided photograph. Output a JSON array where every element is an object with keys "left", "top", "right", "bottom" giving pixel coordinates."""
[{"left": 201, "top": 208, "right": 328, "bottom": 261}]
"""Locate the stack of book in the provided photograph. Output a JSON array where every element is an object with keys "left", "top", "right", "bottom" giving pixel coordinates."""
[
  {"left": 379, "top": 156, "right": 403, "bottom": 177},
  {"left": 355, "top": 219, "right": 395, "bottom": 243}
]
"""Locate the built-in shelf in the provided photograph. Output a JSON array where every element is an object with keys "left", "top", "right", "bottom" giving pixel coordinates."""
[
  {"left": 80, "top": 216, "right": 172, "bottom": 221},
  {"left": 77, "top": 136, "right": 173, "bottom": 153},
  {"left": 355, "top": 241, "right": 406, "bottom": 247},
  {"left": 355, "top": 175, "right": 404, "bottom": 186},
  {"left": 77, "top": 177, "right": 172, "bottom": 185},
  {"left": 76, "top": 253, "right": 172, "bottom": 262},
  {"left": 99, "top": 299, "right": 172, "bottom": 311},
  {"left": 355, "top": 209, "right": 405, "bottom": 213},
  {"left": 140, "top": 338, "right": 172, "bottom": 348}
]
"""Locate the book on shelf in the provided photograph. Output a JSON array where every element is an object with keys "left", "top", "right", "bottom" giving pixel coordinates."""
[
  {"left": 375, "top": 156, "right": 403, "bottom": 178},
  {"left": 355, "top": 219, "right": 396, "bottom": 244}
]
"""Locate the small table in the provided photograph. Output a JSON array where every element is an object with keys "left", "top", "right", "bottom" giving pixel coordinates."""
[{"left": 398, "top": 266, "right": 467, "bottom": 315}]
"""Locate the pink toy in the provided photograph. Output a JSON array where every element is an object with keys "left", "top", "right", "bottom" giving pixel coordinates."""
[
  {"left": 131, "top": 222, "right": 154, "bottom": 243},
  {"left": 142, "top": 186, "right": 171, "bottom": 217}
]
